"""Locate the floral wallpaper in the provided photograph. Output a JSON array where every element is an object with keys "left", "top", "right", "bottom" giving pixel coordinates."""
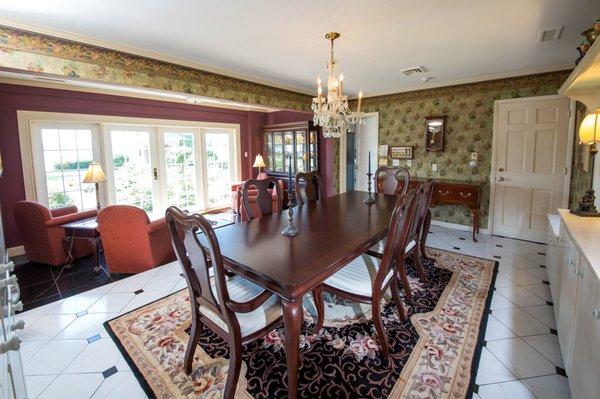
[
  {"left": 569, "top": 101, "right": 594, "bottom": 211},
  {"left": 0, "top": 26, "right": 312, "bottom": 111},
  {"left": 347, "top": 70, "right": 572, "bottom": 229}
]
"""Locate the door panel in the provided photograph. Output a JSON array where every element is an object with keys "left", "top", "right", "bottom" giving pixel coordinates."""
[{"left": 493, "top": 98, "right": 570, "bottom": 241}]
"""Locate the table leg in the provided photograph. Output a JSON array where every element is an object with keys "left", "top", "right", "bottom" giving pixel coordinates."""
[
  {"left": 282, "top": 297, "right": 303, "bottom": 399},
  {"left": 471, "top": 209, "right": 480, "bottom": 242},
  {"left": 90, "top": 238, "right": 102, "bottom": 273},
  {"left": 62, "top": 237, "right": 75, "bottom": 269}
]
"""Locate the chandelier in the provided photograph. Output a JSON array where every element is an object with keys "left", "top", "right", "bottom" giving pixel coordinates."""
[{"left": 312, "top": 32, "right": 365, "bottom": 139}]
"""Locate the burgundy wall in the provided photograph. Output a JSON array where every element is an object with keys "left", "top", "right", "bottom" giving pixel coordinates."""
[{"left": 0, "top": 83, "right": 273, "bottom": 248}]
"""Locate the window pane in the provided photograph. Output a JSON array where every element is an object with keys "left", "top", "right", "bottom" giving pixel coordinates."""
[
  {"left": 204, "top": 131, "right": 231, "bottom": 208},
  {"left": 164, "top": 131, "right": 197, "bottom": 208},
  {"left": 40, "top": 127, "right": 94, "bottom": 210},
  {"left": 110, "top": 130, "right": 154, "bottom": 212},
  {"left": 295, "top": 131, "right": 306, "bottom": 173},
  {"left": 263, "top": 133, "right": 272, "bottom": 171}
]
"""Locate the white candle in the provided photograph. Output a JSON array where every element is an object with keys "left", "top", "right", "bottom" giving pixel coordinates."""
[
  {"left": 368, "top": 149, "right": 371, "bottom": 175},
  {"left": 339, "top": 73, "right": 344, "bottom": 95}
]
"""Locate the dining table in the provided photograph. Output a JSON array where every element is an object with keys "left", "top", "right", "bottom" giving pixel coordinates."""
[{"left": 213, "top": 190, "right": 398, "bottom": 398}]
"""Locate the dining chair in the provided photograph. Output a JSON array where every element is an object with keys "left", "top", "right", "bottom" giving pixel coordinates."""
[
  {"left": 241, "top": 176, "right": 283, "bottom": 220},
  {"left": 166, "top": 206, "right": 283, "bottom": 399},
  {"left": 295, "top": 171, "right": 325, "bottom": 205},
  {"left": 413, "top": 180, "right": 435, "bottom": 266},
  {"left": 374, "top": 166, "right": 410, "bottom": 196},
  {"left": 313, "top": 191, "right": 417, "bottom": 356}
]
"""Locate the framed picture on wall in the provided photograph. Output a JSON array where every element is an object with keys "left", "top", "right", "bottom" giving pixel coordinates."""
[
  {"left": 392, "top": 159, "right": 400, "bottom": 167},
  {"left": 378, "top": 157, "right": 388, "bottom": 166},
  {"left": 390, "top": 146, "right": 413, "bottom": 159}
]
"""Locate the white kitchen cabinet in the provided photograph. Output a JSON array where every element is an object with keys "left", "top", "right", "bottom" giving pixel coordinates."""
[
  {"left": 568, "top": 256, "right": 600, "bottom": 399},
  {"left": 547, "top": 210, "right": 600, "bottom": 398}
]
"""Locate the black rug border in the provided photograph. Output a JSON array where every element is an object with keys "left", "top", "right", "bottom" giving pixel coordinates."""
[
  {"left": 104, "top": 252, "right": 500, "bottom": 399},
  {"left": 465, "top": 258, "right": 499, "bottom": 399}
]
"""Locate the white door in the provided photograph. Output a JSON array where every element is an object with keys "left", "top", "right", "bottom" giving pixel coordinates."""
[
  {"left": 492, "top": 97, "right": 571, "bottom": 241},
  {"left": 355, "top": 114, "right": 379, "bottom": 191}
]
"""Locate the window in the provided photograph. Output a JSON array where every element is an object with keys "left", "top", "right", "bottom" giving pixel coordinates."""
[
  {"left": 32, "top": 123, "right": 99, "bottom": 210},
  {"left": 25, "top": 113, "right": 240, "bottom": 213}
]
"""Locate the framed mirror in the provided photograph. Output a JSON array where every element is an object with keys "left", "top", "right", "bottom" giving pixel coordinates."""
[{"left": 425, "top": 115, "right": 447, "bottom": 152}]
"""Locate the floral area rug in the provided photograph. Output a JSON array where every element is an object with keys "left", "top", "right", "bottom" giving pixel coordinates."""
[{"left": 105, "top": 248, "right": 497, "bottom": 399}]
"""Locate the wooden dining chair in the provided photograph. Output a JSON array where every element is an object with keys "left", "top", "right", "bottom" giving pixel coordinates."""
[
  {"left": 241, "top": 176, "right": 283, "bottom": 220},
  {"left": 313, "top": 191, "right": 418, "bottom": 356},
  {"left": 375, "top": 166, "right": 410, "bottom": 196},
  {"left": 165, "top": 206, "right": 283, "bottom": 399},
  {"left": 295, "top": 171, "right": 325, "bottom": 205},
  {"left": 414, "top": 180, "right": 435, "bottom": 264},
  {"left": 368, "top": 182, "right": 432, "bottom": 302}
]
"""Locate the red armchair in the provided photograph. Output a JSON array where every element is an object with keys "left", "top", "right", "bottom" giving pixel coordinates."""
[
  {"left": 13, "top": 201, "right": 97, "bottom": 266},
  {"left": 230, "top": 178, "right": 284, "bottom": 221},
  {"left": 96, "top": 205, "right": 176, "bottom": 274}
]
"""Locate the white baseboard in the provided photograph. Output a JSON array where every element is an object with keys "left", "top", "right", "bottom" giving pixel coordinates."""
[
  {"left": 430, "top": 220, "right": 490, "bottom": 235},
  {"left": 7, "top": 246, "right": 25, "bottom": 257}
]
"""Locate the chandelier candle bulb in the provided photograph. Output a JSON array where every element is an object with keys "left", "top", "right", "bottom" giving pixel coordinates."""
[{"left": 357, "top": 91, "right": 363, "bottom": 114}]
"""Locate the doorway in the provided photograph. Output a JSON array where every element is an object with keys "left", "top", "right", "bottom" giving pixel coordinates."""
[
  {"left": 491, "top": 96, "right": 574, "bottom": 242},
  {"left": 340, "top": 112, "right": 379, "bottom": 193}
]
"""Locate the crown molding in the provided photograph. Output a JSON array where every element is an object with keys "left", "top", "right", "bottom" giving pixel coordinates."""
[
  {"left": 0, "top": 18, "right": 314, "bottom": 96},
  {"left": 349, "top": 64, "right": 573, "bottom": 100}
]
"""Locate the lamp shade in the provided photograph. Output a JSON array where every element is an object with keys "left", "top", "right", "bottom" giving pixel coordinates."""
[
  {"left": 253, "top": 154, "right": 266, "bottom": 168},
  {"left": 82, "top": 162, "right": 107, "bottom": 183},
  {"left": 579, "top": 111, "right": 600, "bottom": 145}
]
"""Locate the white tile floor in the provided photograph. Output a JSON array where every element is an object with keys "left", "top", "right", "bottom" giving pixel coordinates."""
[{"left": 15, "top": 225, "right": 571, "bottom": 399}]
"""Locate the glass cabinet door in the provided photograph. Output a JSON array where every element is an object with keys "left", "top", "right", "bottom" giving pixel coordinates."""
[
  {"left": 273, "top": 132, "right": 284, "bottom": 171},
  {"left": 283, "top": 131, "right": 294, "bottom": 173},
  {"left": 295, "top": 130, "right": 307, "bottom": 173},
  {"left": 309, "top": 130, "right": 318, "bottom": 171}
]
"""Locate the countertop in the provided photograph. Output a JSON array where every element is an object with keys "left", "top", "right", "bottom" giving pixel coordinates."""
[{"left": 558, "top": 209, "right": 600, "bottom": 282}]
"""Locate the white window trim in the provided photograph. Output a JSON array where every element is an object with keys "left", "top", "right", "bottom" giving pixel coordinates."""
[{"left": 17, "top": 110, "right": 241, "bottom": 210}]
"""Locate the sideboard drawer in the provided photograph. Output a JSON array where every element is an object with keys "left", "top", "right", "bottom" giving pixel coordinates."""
[{"left": 432, "top": 184, "right": 478, "bottom": 206}]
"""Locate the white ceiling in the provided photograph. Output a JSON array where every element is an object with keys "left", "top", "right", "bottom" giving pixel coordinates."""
[{"left": 0, "top": 0, "right": 599, "bottom": 97}]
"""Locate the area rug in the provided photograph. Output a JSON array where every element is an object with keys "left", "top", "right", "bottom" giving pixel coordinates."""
[{"left": 105, "top": 248, "right": 497, "bottom": 399}]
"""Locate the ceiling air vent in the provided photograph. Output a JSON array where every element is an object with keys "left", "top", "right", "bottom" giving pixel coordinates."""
[
  {"left": 538, "top": 26, "right": 563, "bottom": 42},
  {"left": 401, "top": 66, "right": 428, "bottom": 76}
]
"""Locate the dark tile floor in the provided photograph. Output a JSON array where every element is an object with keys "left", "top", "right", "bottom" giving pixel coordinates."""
[
  {"left": 13, "top": 209, "right": 237, "bottom": 312},
  {"left": 13, "top": 254, "right": 127, "bottom": 312}
]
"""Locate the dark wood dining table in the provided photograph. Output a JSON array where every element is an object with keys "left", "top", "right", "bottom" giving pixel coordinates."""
[{"left": 213, "top": 190, "right": 397, "bottom": 398}]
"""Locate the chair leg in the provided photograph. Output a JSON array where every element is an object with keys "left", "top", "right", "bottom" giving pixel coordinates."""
[
  {"left": 311, "top": 284, "right": 325, "bottom": 334},
  {"left": 420, "top": 209, "right": 433, "bottom": 262},
  {"left": 371, "top": 296, "right": 390, "bottom": 357},
  {"left": 390, "top": 276, "right": 407, "bottom": 322},
  {"left": 223, "top": 337, "right": 243, "bottom": 399},
  {"left": 396, "top": 256, "right": 413, "bottom": 302},
  {"left": 412, "top": 243, "right": 428, "bottom": 282},
  {"left": 184, "top": 312, "right": 203, "bottom": 374}
]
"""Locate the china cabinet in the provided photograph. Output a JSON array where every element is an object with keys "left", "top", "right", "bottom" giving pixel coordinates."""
[{"left": 262, "top": 122, "right": 319, "bottom": 184}]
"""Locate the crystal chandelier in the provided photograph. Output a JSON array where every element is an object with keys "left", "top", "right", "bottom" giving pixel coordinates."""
[{"left": 312, "top": 32, "right": 365, "bottom": 139}]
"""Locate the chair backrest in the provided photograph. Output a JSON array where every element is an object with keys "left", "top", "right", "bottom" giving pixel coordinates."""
[
  {"left": 375, "top": 167, "right": 410, "bottom": 195},
  {"left": 374, "top": 191, "right": 418, "bottom": 289},
  {"left": 166, "top": 206, "right": 234, "bottom": 329},
  {"left": 415, "top": 180, "right": 434, "bottom": 233},
  {"left": 406, "top": 182, "right": 431, "bottom": 242},
  {"left": 241, "top": 177, "right": 282, "bottom": 220},
  {"left": 295, "top": 171, "right": 325, "bottom": 205},
  {"left": 97, "top": 205, "right": 154, "bottom": 271}
]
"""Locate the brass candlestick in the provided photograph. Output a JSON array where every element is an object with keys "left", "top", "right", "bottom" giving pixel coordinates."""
[{"left": 282, "top": 187, "right": 299, "bottom": 237}]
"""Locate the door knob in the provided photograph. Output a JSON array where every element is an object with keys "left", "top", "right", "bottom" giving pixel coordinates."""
[
  {"left": 498, "top": 167, "right": 504, "bottom": 172},
  {"left": 497, "top": 176, "right": 505, "bottom": 182}
]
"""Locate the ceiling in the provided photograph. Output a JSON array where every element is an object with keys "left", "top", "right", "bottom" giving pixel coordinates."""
[{"left": 0, "top": 0, "right": 599, "bottom": 97}]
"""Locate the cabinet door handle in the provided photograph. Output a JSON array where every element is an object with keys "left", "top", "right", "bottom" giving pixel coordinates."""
[
  {"left": 459, "top": 192, "right": 472, "bottom": 198},
  {"left": 438, "top": 190, "right": 450, "bottom": 196},
  {"left": 593, "top": 309, "right": 600, "bottom": 320}
]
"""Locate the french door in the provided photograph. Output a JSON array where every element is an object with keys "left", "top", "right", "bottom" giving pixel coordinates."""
[{"left": 103, "top": 125, "right": 237, "bottom": 213}]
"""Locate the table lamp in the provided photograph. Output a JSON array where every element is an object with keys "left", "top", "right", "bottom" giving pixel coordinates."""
[
  {"left": 83, "top": 162, "right": 108, "bottom": 211},
  {"left": 253, "top": 154, "right": 266, "bottom": 178},
  {"left": 572, "top": 108, "right": 600, "bottom": 216}
]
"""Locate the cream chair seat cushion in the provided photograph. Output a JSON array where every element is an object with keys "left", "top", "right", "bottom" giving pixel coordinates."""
[
  {"left": 324, "top": 254, "right": 395, "bottom": 297},
  {"left": 199, "top": 274, "right": 281, "bottom": 337},
  {"left": 369, "top": 239, "right": 416, "bottom": 254}
]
